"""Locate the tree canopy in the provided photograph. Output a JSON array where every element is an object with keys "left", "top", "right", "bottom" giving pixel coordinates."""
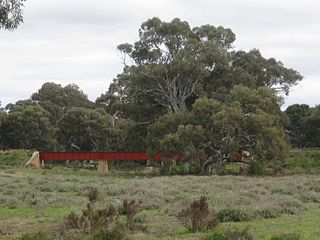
[
  {"left": 101, "top": 18, "right": 302, "bottom": 124},
  {"left": 31, "top": 82, "right": 94, "bottom": 124},
  {"left": 0, "top": 17, "right": 311, "bottom": 174},
  {"left": 0, "top": 0, "right": 25, "bottom": 30},
  {"left": 147, "top": 85, "right": 288, "bottom": 172},
  {"left": 0, "top": 104, "right": 55, "bottom": 150}
]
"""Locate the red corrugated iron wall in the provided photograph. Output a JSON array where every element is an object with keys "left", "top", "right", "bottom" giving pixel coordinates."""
[{"left": 39, "top": 152, "right": 171, "bottom": 161}]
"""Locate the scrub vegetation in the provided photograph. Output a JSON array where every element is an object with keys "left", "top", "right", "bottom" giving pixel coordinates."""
[{"left": 0, "top": 151, "right": 319, "bottom": 239}]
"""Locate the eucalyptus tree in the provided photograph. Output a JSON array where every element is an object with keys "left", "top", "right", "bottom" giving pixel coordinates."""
[
  {"left": 99, "top": 17, "right": 302, "bottom": 153},
  {"left": 103, "top": 17, "right": 235, "bottom": 117},
  {"left": 57, "top": 107, "right": 131, "bottom": 151},
  {"left": 1, "top": 104, "right": 55, "bottom": 150},
  {"left": 0, "top": 0, "right": 25, "bottom": 30},
  {"left": 102, "top": 18, "right": 302, "bottom": 120},
  {"left": 303, "top": 106, "right": 320, "bottom": 147},
  {"left": 147, "top": 85, "right": 288, "bottom": 173},
  {"left": 285, "top": 104, "right": 311, "bottom": 148},
  {"left": 32, "top": 82, "right": 94, "bottom": 125}
]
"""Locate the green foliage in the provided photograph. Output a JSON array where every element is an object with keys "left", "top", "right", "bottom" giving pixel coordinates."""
[
  {"left": 285, "top": 104, "right": 311, "bottom": 148},
  {"left": 107, "top": 17, "right": 301, "bottom": 117},
  {"left": 0, "top": 150, "right": 32, "bottom": 166},
  {"left": 148, "top": 86, "right": 289, "bottom": 174},
  {"left": 254, "top": 209, "right": 279, "bottom": 219},
  {"left": 231, "top": 49, "right": 302, "bottom": 95},
  {"left": 303, "top": 105, "right": 320, "bottom": 147},
  {"left": 113, "top": 17, "right": 235, "bottom": 113},
  {"left": 91, "top": 227, "right": 125, "bottom": 240},
  {"left": 205, "top": 231, "right": 225, "bottom": 240},
  {"left": 205, "top": 228, "right": 254, "bottom": 240},
  {"left": 273, "top": 148, "right": 320, "bottom": 174},
  {"left": 0, "top": 0, "right": 26, "bottom": 30},
  {"left": 217, "top": 208, "right": 251, "bottom": 222},
  {"left": 285, "top": 104, "right": 320, "bottom": 148},
  {"left": 248, "top": 162, "right": 265, "bottom": 175},
  {"left": 177, "top": 196, "right": 218, "bottom": 232},
  {"left": 57, "top": 107, "right": 125, "bottom": 151},
  {"left": 0, "top": 105, "right": 56, "bottom": 150},
  {"left": 32, "top": 82, "right": 94, "bottom": 125}
]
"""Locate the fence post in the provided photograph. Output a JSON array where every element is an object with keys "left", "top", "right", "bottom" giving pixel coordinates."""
[
  {"left": 172, "top": 159, "right": 176, "bottom": 169},
  {"left": 97, "top": 160, "right": 109, "bottom": 173},
  {"left": 25, "top": 151, "right": 42, "bottom": 168}
]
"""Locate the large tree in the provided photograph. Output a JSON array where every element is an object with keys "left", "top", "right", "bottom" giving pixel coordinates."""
[
  {"left": 147, "top": 85, "right": 288, "bottom": 173},
  {"left": 99, "top": 17, "right": 302, "bottom": 154},
  {"left": 57, "top": 107, "right": 130, "bottom": 151},
  {"left": 101, "top": 18, "right": 302, "bottom": 125},
  {"left": 0, "top": 102, "right": 7, "bottom": 148},
  {"left": 303, "top": 106, "right": 320, "bottom": 147},
  {"left": 0, "top": 104, "right": 55, "bottom": 150},
  {"left": 285, "top": 104, "right": 311, "bottom": 148},
  {"left": 32, "top": 82, "right": 94, "bottom": 125},
  {"left": 0, "top": 0, "right": 25, "bottom": 30},
  {"left": 102, "top": 17, "right": 235, "bottom": 116}
]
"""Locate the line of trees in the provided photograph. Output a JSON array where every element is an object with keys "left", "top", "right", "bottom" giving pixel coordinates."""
[{"left": 1, "top": 17, "right": 318, "bottom": 172}]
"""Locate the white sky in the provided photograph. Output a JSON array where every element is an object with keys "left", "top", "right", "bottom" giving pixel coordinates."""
[{"left": 0, "top": 0, "right": 319, "bottom": 108}]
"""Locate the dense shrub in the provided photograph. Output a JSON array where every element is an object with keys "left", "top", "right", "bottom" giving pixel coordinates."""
[
  {"left": 178, "top": 196, "right": 218, "bottom": 232},
  {"left": 248, "top": 162, "right": 265, "bottom": 175},
  {"left": 120, "top": 199, "right": 142, "bottom": 230},
  {"left": 58, "top": 189, "right": 142, "bottom": 238},
  {"left": 255, "top": 209, "right": 280, "bottom": 219},
  {"left": 63, "top": 203, "right": 118, "bottom": 234},
  {"left": 217, "top": 208, "right": 250, "bottom": 222}
]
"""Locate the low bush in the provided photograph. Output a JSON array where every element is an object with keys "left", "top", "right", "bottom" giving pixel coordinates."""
[
  {"left": 204, "top": 231, "right": 225, "bottom": 240},
  {"left": 217, "top": 208, "right": 250, "bottom": 222},
  {"left": 248, "top": 162, "right": 265, "bottom": 175},
  {"left": 57, "top": 189, "right": 143, "bottom": 239},
  {"left": 120, "top": 198, "right": 142, "bottom": 230},
  {"left": 204, "top": 228, "right": 254, "bottom": 240},
  {"left": 178, "top": 196, "right": 218, "bottom": 232},
  {"left": 63, "top": 203, "right": 118, "bottom": 234},
  {"left": 224, "top": 228, "right": 254, "bottom": 240},
  {"left": 90, "top": 226, "right": 126, "bottom": 240},
  {"left": 255, "top": 209, "right": 280, "bottom": 219}
]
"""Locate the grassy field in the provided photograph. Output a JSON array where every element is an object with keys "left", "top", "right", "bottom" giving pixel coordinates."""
[{"left": 0, "top": 150, "right": 319, "bottom": 239}]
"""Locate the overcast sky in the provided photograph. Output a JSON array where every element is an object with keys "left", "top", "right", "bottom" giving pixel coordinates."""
[{"left": 0, "top": 0, "right": 319, "bottom": 108}]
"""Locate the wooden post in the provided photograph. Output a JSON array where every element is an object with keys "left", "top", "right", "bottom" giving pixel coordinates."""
[
  {"left": 25, "top": 151, "right": 43, "bottom": 168},
  {"left": 172, "top": 159, "right": 176, "bottom": 169},
  {"left": 97, "top": 160, "right": 109, "bottom": 173}
]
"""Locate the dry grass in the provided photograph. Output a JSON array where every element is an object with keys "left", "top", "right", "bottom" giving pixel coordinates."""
[{"left": 0, "top": 167, "right": 319, "bottom": 239}]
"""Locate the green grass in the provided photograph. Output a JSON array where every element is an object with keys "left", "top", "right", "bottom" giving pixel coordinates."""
[
  {"left": 0, "top": 166, "right": 319, "bottom": 239},
  {"left": 0, "top": 149, "right": 320, "bottom": 239},
  {"left": 223, "top": 204, "right": 320, "bottom": 240},
  {"left": 0, "top": 206, "right": 70, "bottom": 220},
  {"left": 280, "top": 148, "right": 320, "bottom": 174},
  {"left": 0, "top": 150, "right": 32, "bottom": 167}
]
